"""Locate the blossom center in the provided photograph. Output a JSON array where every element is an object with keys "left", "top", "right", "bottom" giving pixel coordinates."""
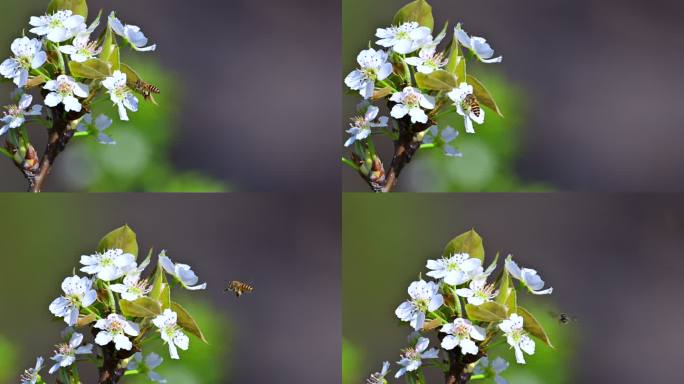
[
  {"left": 57, "top": 81, "right": 74, "bottom": 96},
  {"left": 401, "top": 347, "right": 420, "bottom": 360},
  {"left": 18, "top": 55, "right": 32, "bottom": 69},
  {"left": 66, "top": 293, "right": 82, "bottom": 306},
  {"left": 108, "top": 319, "right": 125, "bottom": 333},
  {"left": 455, "top": 324, "right": 470, "bottom": 337},
  {"left": 56, "top": 342, "right": 75, "bottom": 356},
  {"left": 20, "top": 368, "right": 38, "bottom": 382},
  {"left": 412, "top": 297, "right": 429, "bottom": 312},
  {"left": 6, "top": 104, "right": 22, "bottom": 117},
  {"left": 361, "top": 67, "right": 377, "bottom": 80}
]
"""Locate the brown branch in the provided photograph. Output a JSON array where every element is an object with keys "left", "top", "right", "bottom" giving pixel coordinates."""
[
  {"left": 439, "top": 334, "right": 483, "bottom": 384},
  {"left": 361, "top": 114, "right": 429, "bottom": 193},
  {"left": 19, "top": 99, "right": 86, "bottom": 192},
  {"left": 93, "top": 328, "right": 137, "bottom": 384}
]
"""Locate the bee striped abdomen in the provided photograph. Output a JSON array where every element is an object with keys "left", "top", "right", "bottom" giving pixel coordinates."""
[
  {"left": 225, "top": 280, "right": 254, "bottom": 298},
  {"left": 464, "top": 94, "right": 481, "bottom": 117},
  {"left": 132, "top": 79, "right": 160, "bottom": 101}
]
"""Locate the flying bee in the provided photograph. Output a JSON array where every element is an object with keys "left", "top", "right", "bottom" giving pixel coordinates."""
[
  {"left": 224, "top": 280, "right": 254, "bottom": 298},
  {"left": 549, "top": 311, "right": 578, "bottom": 324},
  {"left": 463, "top": 93, "right": 481, "bottom": 117},
  {"left": 132, "top": 79, "right": 160, "bottom": 104}
]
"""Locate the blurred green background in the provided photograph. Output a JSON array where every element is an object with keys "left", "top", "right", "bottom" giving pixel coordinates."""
[
  {"left": 0, "top": 193, "right": 340, "bottom": 383},
  {"left": 343, "top": 193, "right": 684, "bottom": 382}
]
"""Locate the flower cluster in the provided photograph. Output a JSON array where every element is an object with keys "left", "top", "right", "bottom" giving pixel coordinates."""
[
  {"left": 366, "top": 230, "right": 555, "bottom": 383},
  {"left": 0, "top": 1, "right": 159, "bottom": 191},
  {"left": 20, "top": 225, "right": 208, "bottom": 383},
  {"left": 342, "top": 0, "right": 505, "bottom": 192}
]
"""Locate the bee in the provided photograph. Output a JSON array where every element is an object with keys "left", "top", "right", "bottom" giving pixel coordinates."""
[
  {"left": 463, "top": 93, "right": 481, "bottom": 117},
  {"left": 132, "top": 79, "right": 160, "bottom": 104},
  {"left": 224, "top": 280, "right": 254, "bottom": 298},
  {"left": 549, "top": 311, "right": 578, "bottom": 324}
]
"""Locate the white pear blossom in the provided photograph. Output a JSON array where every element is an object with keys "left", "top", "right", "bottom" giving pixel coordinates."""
[
  {"left": 455, "top": 26, "right": 502, "bottom": 63},
  {"left": 29, "top": 10, "right": 86, "bottom": 43},
  {"left": 101, "top": 70, "right": 138, "bottom": 121},
  {"left": 344, "top": 48, "right": 393, "bottom": 99},
  {"left": 376, "top": 22, "right": 432, "bottom": 54},
  {"left": 80, "top": 248, "right": 137, "bottom": 281},
  {"left": 153, "top": 309, "right": 190, "bottom": 360},
  {"left": 415, "top": 25, "right": 447, "bottom": 56},
  {"left": 1, "top": 94, "right": 42, "bottom": 136},
  {"left": 455, "top": 276, "right": 498, "bottom": 306},
  {"left": 110, "top": 272, "right": 151, "bottom": 301},
  {"left": 440, "top": 318, "right": 486, "bottom": 355},
  {"left": 474, "top": 356, "right": 509, "bottom": 384},
  {"left": 108, "top": 13, "right": 156, "bottom": 52},
  {"left": 94, "top": 314, "right": 140, "bottom": 351},
  {"left": 59, "top": 32, "right": 102, "bottom": 62},
  {"left": 345, "top": 104, "right": 388, "bottom": 147},
  {"left": 49, "top": 275, "right": 97, "bottom": 326},
  {"left": 499, "top": 313, "right": 535, "bottom": 364},
  {"left": 77, "top": 113, "right": 116, "bottom": 144},
  {"left": 405, "top": 49, "right": 447, "bottom": 74},
  {"left": 20, "top": 357, "right": 43, "bottom": 384},
  {"left": 0, "top": 37, "right": 47, "bottom": 87},
  {"left": 366, "top": 361, "right": 390, "bottom": 384},
  {"left": 389, "top": 87, "right": 434, "bottom": 124},
  {"left": 48, "top": 331, "right": 93, "bottom": 374},
  {"left": 394, "top": 337, "right": 439, "bottom": 378},
  {"left": 395, "top": 280, "right": 444, "bottom": 330},
  {"left": 447, "top": 82, "right": 484, "bottom": 134},
  {"left": 422, "top": 125, "right": 461, "bottom": 157},
  {"left": 426, "top": 252, "right": 481, "bottom": 286},
  {"left": 505, "top": 256, "right": 553, "bottom": 295},
  {"left": 128, "top": 352, "right": 166, "bottom": 383},
  {"left": 158, "top": 251, "right": 207, "bottom": 290},
  {"left": 43, "top": 75, "right": 89, "bottom": 112}
]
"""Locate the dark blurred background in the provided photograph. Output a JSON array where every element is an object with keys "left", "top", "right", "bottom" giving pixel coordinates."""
[
  {"left": 0, "top": 193, "right": 340, "bottom": 383},
  {"left": 343, "top": 0, "right": 684, "bottom": 191},
  {"left": 0, "top": 0, "right": 340, "bottom": 192},
  {"left": 343, "top": 193, "right": 684, "bottom": 383}
]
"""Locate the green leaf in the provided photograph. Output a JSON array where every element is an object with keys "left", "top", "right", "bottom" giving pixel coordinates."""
[
  {"left": 120, "top": 63, "right": 143, "bottom": 88},
  {"left": 393, "top": 0, "right": 434, "bottom": 30},
  {"left": 97, "top": 225, "right": 139, "bottom": 257},
  {"left": 69, "top": 58, "right": 111, "bottom": 80},
  {"left": 466, "top": 75, "right": 504, "bottom": 117},
  {"left": 47, "top": 0, "right": 88, "bottom": 18},
  {"left": 517, "top": 306, "right": 554, "bottom": 348},
  {"left": 496, "top": 266, "right": 517, "bottom": 312},
  {"left": 415, "top": 70, "right": 458, "bottom": 91},
  {"left": 99, "top": 24, "right": 120, "bottom": 70},
  {"left": 171, "top": 301, "right": 209, "bottom": 344},
  {"left": 150, "top": 261, "right": 171, "bottom": 309},
  {"left": 445, "top": 28, "right": 466, "bottom": 82},
  {"left": 442, "top": 229, "right": 485, "bottom": 261},
  {"left": 465, "top": 301, "right": 508, "bottom": 322},
  {"left": 120, "top": 297, "right": 162, "bottom": 318}
]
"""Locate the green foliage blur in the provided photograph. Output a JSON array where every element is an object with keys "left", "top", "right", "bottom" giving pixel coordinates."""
[
  {"left": 56, "top": 59, "right": 229, "bottom": 192},
  {"left": 404, "top": 71, "right": 551, "bottom": 192}
]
